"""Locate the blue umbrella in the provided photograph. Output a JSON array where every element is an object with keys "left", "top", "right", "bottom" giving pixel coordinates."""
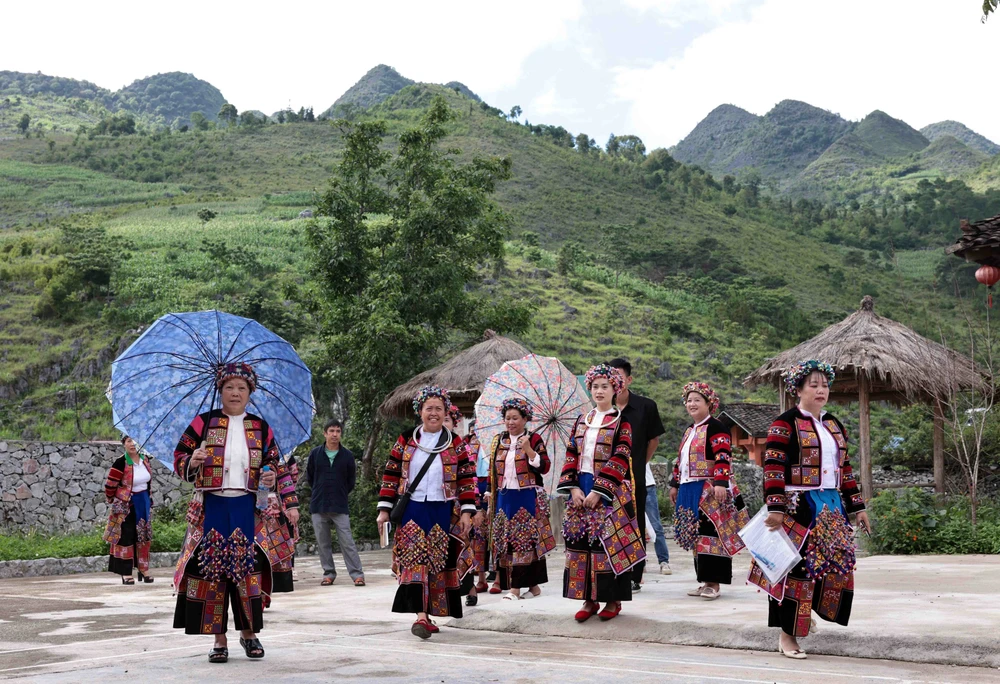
[{"left": 107, "top": 310, "right": 314, "bottom": 469}]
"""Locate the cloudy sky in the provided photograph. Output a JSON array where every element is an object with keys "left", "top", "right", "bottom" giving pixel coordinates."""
[{"left": 2, "top": 0, "right": 996, "bottom": 149}]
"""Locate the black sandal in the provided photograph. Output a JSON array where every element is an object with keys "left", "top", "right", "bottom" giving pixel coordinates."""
[
  {"left": 208, "top": 646, "right": 228, "bottom": 663},
  {"left": 239, "top": 637, "right": 264, "bottom": 659},
  {"left": 466, "top": 593, "right": 478, "bottom": 606},
  {"left": 138, "top": 572, "right": 154, "bottom": 583},
  {"left": 121, "top": 576, "right": 135, "bottom": 585}
]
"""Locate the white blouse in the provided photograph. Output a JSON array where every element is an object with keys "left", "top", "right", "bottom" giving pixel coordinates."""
[
  {"left": 409, "top": 428, "right": 446, "bottom": 502},
  {"left": 678, "top": 415, "right": 711, "bottom": 484},
  {"left": 798, "top": 408, "right": 840, "bottom": 490},
  {"left": 579, "top": 409, "right": 614, "bottom": 476},
  {"left": 131, "top": 459, "right": 150, "bottom": 493},
  {"left": 500, "top": 432, "right": 541, "bottom": 490},
  {"left": 217, "top": 412, "right": 249, "bottom": 497}
]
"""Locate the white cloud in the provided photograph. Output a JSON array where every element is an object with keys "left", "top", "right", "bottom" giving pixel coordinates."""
[
  {"left": 621, "top": 0, "right": 744, "bottom": 26},
  {"left": 615, "top": 0, "right": 1000, "bottom": 149}
]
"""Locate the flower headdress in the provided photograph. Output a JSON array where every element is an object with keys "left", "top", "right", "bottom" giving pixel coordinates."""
[
  {"left": 782, "top": 360, "right": 835, "bottom": 395},
  {"left": 216, "top": 361, "right": 258, "bottom": 393},
  {"left": 585, "top": 363, "right": 624, "bottom": 394},
  {"left": 682, "top": 381, "right": 720, "bottom": 415},
  {"left": 412, "top": 385, "right": 451, "bottom": 414},
  {"left": 447, "top": 403, "right": 464, "bottom": 425},
  {"left": 499, "top": 397, "right": 534, "bottom": 421}
]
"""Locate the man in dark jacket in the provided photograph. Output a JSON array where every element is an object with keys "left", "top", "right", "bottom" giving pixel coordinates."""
[{"left": 307, "top": 420, "right": 365, "bottom": 586}]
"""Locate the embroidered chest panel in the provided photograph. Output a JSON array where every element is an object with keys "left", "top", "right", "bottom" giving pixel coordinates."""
[
  {"left": 679, "top": 424, "right": 711, "bottom": 479},
  {"left": 196, "top": 415, "right": 264, "bottom": 490},
  {"left": 573, "top": 418, "right": 616, "bottom": 471},
  {"left": 792, "top": 417, "right": 846, "bottom": 487},
  {"left": 400, "top": 439, "right": 459, "bottom": 497},
  {"left": 493, "top": 436, "right": 536, "bottom": 489}
]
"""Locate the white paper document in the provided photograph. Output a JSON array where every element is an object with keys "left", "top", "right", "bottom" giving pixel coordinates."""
[{"left": 737, "top": 507, "right": 802, "bottom": 586}]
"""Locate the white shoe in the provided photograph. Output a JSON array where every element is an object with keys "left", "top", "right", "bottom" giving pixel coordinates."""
[{"left": 660, "top": 563, "right": 672, "bottom": 575}]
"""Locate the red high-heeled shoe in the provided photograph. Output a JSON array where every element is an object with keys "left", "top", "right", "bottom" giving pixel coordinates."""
[
  {"left": 574, "top": 603, "right": 599, "bottom": 622},
  {"left": 598, "top": 602, "right": 622, "bottom": 621}
]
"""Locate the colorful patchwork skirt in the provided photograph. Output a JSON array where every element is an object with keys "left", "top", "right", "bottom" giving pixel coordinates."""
[
  {"left": 391, "top": 499, "right": 464, "bottom": 618},
  {"left": 492, "top": 487, "right": 555, "bottom": 590},
  {"left": 108, "top": 490, "right": 151, "bottom": 576},
  {"left": 748, "top": 489, "right": 858, "bottom": 638},
  {"left": 561, "top": 473, "right": 639, "bottom": 603},
  {"left": 173, "top": 493, "right": 267, "bottom": 635},
  {"left": 674, "top": 479, "right": 750, "bottom": 585}
]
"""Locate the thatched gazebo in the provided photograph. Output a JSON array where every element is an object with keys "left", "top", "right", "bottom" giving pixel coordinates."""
[
  {"left": 745, "top": 296, "right": 982, "bottom": 499},
  {"left": 378, "top": 330, "right": 530, "bottom": 420}
]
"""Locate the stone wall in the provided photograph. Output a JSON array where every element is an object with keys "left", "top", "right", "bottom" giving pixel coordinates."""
[{"left": 0, "top": 440, "right": 191, "bottom": 533}]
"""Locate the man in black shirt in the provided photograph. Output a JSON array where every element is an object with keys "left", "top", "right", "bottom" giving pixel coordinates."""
[{"left": 608, "top": 358, "right": 665, "bottom": 591}]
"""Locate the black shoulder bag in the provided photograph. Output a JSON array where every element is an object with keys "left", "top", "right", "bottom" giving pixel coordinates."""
[{"left": 389, "top": 434, "right": 444, "bottom": 525}]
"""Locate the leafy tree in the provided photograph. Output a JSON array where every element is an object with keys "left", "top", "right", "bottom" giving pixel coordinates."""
[
  {"left": 509, "top": 105, "right": 522, "bottom": 121},
  {"left": 575, "top": 132, "right": 590, "bottom": 153},
  {"left": 190, "top": 111, "right": 209, "bottom": 131},
  {"left": 36, "top": 224, "right": 134, "bottom": 318},
  {"left": 276, "top": 110, "right": 286, "bottom": 124},
  {"left": 985, "top": 0, "right": 997, "bottom": 21},
  {"left": 607, "top": 134, "right": 646, "bottom": 162},
  {"left": 239, "top": 110, "right": 264, "bottom": 128},
  {"left": 197, "top": 208, "right": 217, "bottom": 225},
  {"left": 599, "top": 224, "right": 634, "bottom": 286},
  {"left": 304, "top": 107, "right": 316, "bottom": 123},
  {"left": 17, "top": 113, "right": 30, "bottom": 135},
  {"left": 557, "top": 241, "right": 584, "bottom": 275},
  {"left": 308, "top": 96, "right": 531, "bottom": 475},
  {"left": 219, "top": 103, "right": 239, "bottom": 127}
]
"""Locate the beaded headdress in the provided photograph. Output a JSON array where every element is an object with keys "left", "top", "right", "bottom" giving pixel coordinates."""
[
  {"left": 412, "top": 385, "right": 451, "bottom": 414},
  {"left": 216, "top": 361, "right": 258, "bottom": 393},
  {"left": 585, "top": 363, "right": 624, "bottom": 394},
  {"left": 682, "top": 381, "right": 720, "bottom": 415},
  {"left": 782, "top": 360, "right": 835, "bottom": 395},
  {"left": 499, "top": 397, "right": 534, "bottom": 421}
]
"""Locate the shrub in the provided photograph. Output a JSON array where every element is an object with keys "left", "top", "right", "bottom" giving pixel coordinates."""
[{"left": 867, "top": 488, "right": 1000, "bottom": 555}]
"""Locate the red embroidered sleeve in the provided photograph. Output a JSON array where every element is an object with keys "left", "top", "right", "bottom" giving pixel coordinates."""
[
  {"left": 556, "top": 415, "right": 584, "bottom": 493},
  {"left": 173, "top": 414, "right": 204, "bottom": 482},
  {"left": 455, "top": 434, "right": 477, "bottom": 512},
  {"left": 104, "top": 458, "right": 125, "bottom": 501},
  {"left": 593, "top": 418, "right": 632, "bottom": 501},
  {"left": 709, "top": 422, "right": 732, "bottom": 487},
  {"left": 378, "top": 434, "right": 407, "bottom": 509},
  {"left": 764, "top": 419, "right": 792, "bottom": 513},
  {"left": 530, "top": 433, "right": 551, "bottom": 475},
  {"left": 836, "top": 421, "right": 865, "bottom": 513}
]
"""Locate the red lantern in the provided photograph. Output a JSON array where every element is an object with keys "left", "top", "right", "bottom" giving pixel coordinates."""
[{"left": 975, "top": 265, "right": 1000, "bottom": 308}]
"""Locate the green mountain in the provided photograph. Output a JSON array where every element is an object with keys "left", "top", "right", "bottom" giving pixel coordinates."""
[
  {"left": 851, "top": 110, "right": 928, "bottom": 159},
  {"left": 443, "top": 81, "right": 481, "bottom": 102},
  {"left": 796, "top": 132, "right": 884, "bottom": 184},
  {"left": 116, "top": 72, "right": 226, "bottom": 127},
  {"left": 320, "top": 64, "right": 415, "bottom": 117},
  {"left": 916, "top": 135, "right": 988, "bottom": 177},
  {"left": 0, "top": 71, "right": 116, "bottom": 107},
  {"left": 921, "top": 121, "right": 1000, "bottom": 156},
  {"left": 668, "top": 104, "right": 759, "bottom": 174},
  {"left": 672, "top": 100, "right": 852, "bottom": 180}
]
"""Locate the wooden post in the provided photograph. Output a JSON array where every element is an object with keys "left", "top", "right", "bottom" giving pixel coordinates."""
[
  {"left": 858, "top": 372, "right": 873, "bottom": 502},
  {"left": 779, "top": 385, "right": 788, "bottom": 412},
  {"left": 933, "top": 401, "right": 945, "bottom": 495}
]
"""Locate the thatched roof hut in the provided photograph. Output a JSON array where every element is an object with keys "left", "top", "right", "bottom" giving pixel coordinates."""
[
  {"left": 378, "top": 331, "right": 530, "bottom": 420},
  {"left": 745, "top": 296, "right": 983, "bottom": 498}
]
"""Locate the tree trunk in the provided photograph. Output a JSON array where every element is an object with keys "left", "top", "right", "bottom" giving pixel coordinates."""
[
  {"left": 361, "top": 416, "right": 384, "bottom": 482},
  {"left": 858, "top": 373, "right": 873, "bottom": 503},
  {"left": 932, "top": 402, "right": 945, "bottom": 495}
]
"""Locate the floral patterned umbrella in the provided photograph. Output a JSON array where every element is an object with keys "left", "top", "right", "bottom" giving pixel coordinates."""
[{"left": 475, "top": 354, "right": 593, "bottom": 494}]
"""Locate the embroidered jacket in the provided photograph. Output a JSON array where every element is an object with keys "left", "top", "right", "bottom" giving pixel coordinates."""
[
  {"left": 557, "top": 409, "right": 633, "bottom": 502},
  {"left": 668, "top": 416, "right": 732, "bottom": 488},
  {"left": 377, "top": 427, "right": 477, "bottom": 512},
  {"left": 763, "top": 407, "right": 864, "bottom": 514},
  {"left": 173, "top": 409, "right": 298, "bottom": 510},
  {"left": 103, "top": 455, "right": 151, "bottom": 545},
  {"left": 489, "top": 432, "right": 550, "bottom": 491}
]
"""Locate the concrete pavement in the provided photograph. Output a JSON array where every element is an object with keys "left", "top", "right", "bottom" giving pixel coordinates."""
[{"left": 0, "top": 542, "right": 997, "bottom": 682}]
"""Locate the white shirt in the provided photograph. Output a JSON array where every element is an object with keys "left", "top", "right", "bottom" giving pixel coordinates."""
[
  {"left": 678, "top": 415, "right": 711, "bottom": 484},
  {"left": 217, "top": 412, "right": 249, "bottom": 497},
  {"left": 799, "top": 408, "right": 840, "bottom": 490},
  {"left": 500, "top": 432, "right": 541, "bottom": 490},
  {"left": 580, "top": 409, "right": 613, "bottom": 475},
  {"left": 131, "top": 459, "right": 150, "bottom": 493},
  {"left": 645, "top": 462, "right": 655, "bottom": 488},
  {"left": 410, "top": 428, "right": 446, "bottom": 502}
]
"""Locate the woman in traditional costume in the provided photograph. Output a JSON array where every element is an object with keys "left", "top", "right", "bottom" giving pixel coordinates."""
[
  {"left": 751, "top": 360, "right": 869, "bottom": 659},
  {"left": 261, "top": 453, "right": 299, "bottom": 608},
  {"left": 465, "top": 424, "right": 491, "bottom": 603},
  {"left": 667, "top": 382, "right": 749, "bottom": 600},
  {"left": 376, "top": 386, "right": 476, "bottom": 639},
  {"left": 558, "top": 364, "right": 644, "bottom": 622},
  {"left": 172, "top": 362, "right": 299, "bottom": 664},
  {"left": 104, "top": 435, "right": 154, "bottom": 584},
  {"left": 487, "top": 397, "right": 555, "bottom": 601}
]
